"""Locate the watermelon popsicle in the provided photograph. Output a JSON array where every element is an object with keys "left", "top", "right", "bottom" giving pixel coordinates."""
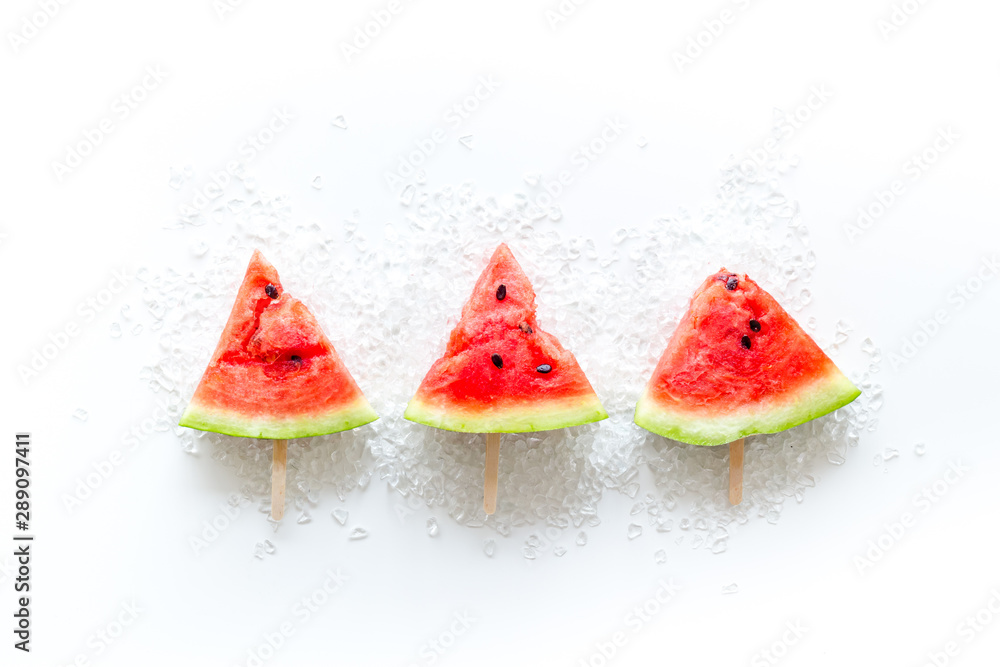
[
  {"left": 179, "top": 250, "right": 378, "bottom": 520},
  {"left": 405, "top": 243, "right": 608, "bottom": 514},
  {"left": 634, "top": 269, "right": 860, "bottom": 504}
]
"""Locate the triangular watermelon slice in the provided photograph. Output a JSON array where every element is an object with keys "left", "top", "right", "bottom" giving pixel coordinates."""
[
  {"left": 179, "top": 250, "right": 378, "bottom": 439},
  {"left": 405, "top": 244, "right": 608, "bottom": 433},
  {"left": 634, "top": 269, "right": 859, "bottom": 446}
]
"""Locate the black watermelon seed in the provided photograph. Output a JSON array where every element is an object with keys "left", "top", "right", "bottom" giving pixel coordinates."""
[
  {"left": 519, "top": 322, "right": 534, "bottom": 334},
  {"left": 496, "top": 284, "right": 507, "bottom": 300},
  {"left": 741, "top": 335, "right": 752, "bottom": 349},
  {"left": 290, "top": 355, "right": 301, "bottom": 362},
  {"left": 265, "top": 284, "right": 278, "bottom": 299},
  {"left": 749, "top": 319, "right": 761, "bottom": 332},
  {"left": 536, "top": 364, "right": 552, "bottom": 374},
  {"left": 491, "top": 353, "right": 503, "bottom": 368},
  {"left": 725, "top": 276, "right": 738, "bottom": 291}
]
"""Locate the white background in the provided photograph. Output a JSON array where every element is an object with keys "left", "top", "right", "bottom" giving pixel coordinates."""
[{"left": 3, "top": 1, "right": 1000, "bottom": 665}]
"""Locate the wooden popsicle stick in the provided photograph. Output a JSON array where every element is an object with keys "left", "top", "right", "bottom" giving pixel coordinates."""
[
  {"left": 271, "top": 439, "right": 287, "bottom": 520},
  {"left": 484, "top": 433, "right": 501, "bottom": 515},
  {"left": 729, "top": 438, "right": 745, "bottom": 505}
]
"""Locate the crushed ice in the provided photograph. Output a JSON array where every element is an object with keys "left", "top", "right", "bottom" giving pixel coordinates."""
[{"left": 143, "top": 137, "right": 882, "bottom": 557}]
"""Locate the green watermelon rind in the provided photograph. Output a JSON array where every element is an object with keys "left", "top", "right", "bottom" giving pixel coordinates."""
[
  {"left": 633, "top": 368, "right": 860, "bottom": 447},
  {"left": 179, "top": 398, "right": 378, "bottom": 440},
  {"left": 404, "top": 396, "right": 609, "bottom": 433}
]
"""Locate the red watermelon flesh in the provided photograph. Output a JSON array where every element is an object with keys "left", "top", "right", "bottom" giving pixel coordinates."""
[
  {"left": 634, "top": 269, "right": 859, "bottom": 446},
  {"left": 179, "top": 250, "right": 378, "bottom": 439},
  {"left": 405, "top": 244, "right": 608, "bottom": 433}
]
